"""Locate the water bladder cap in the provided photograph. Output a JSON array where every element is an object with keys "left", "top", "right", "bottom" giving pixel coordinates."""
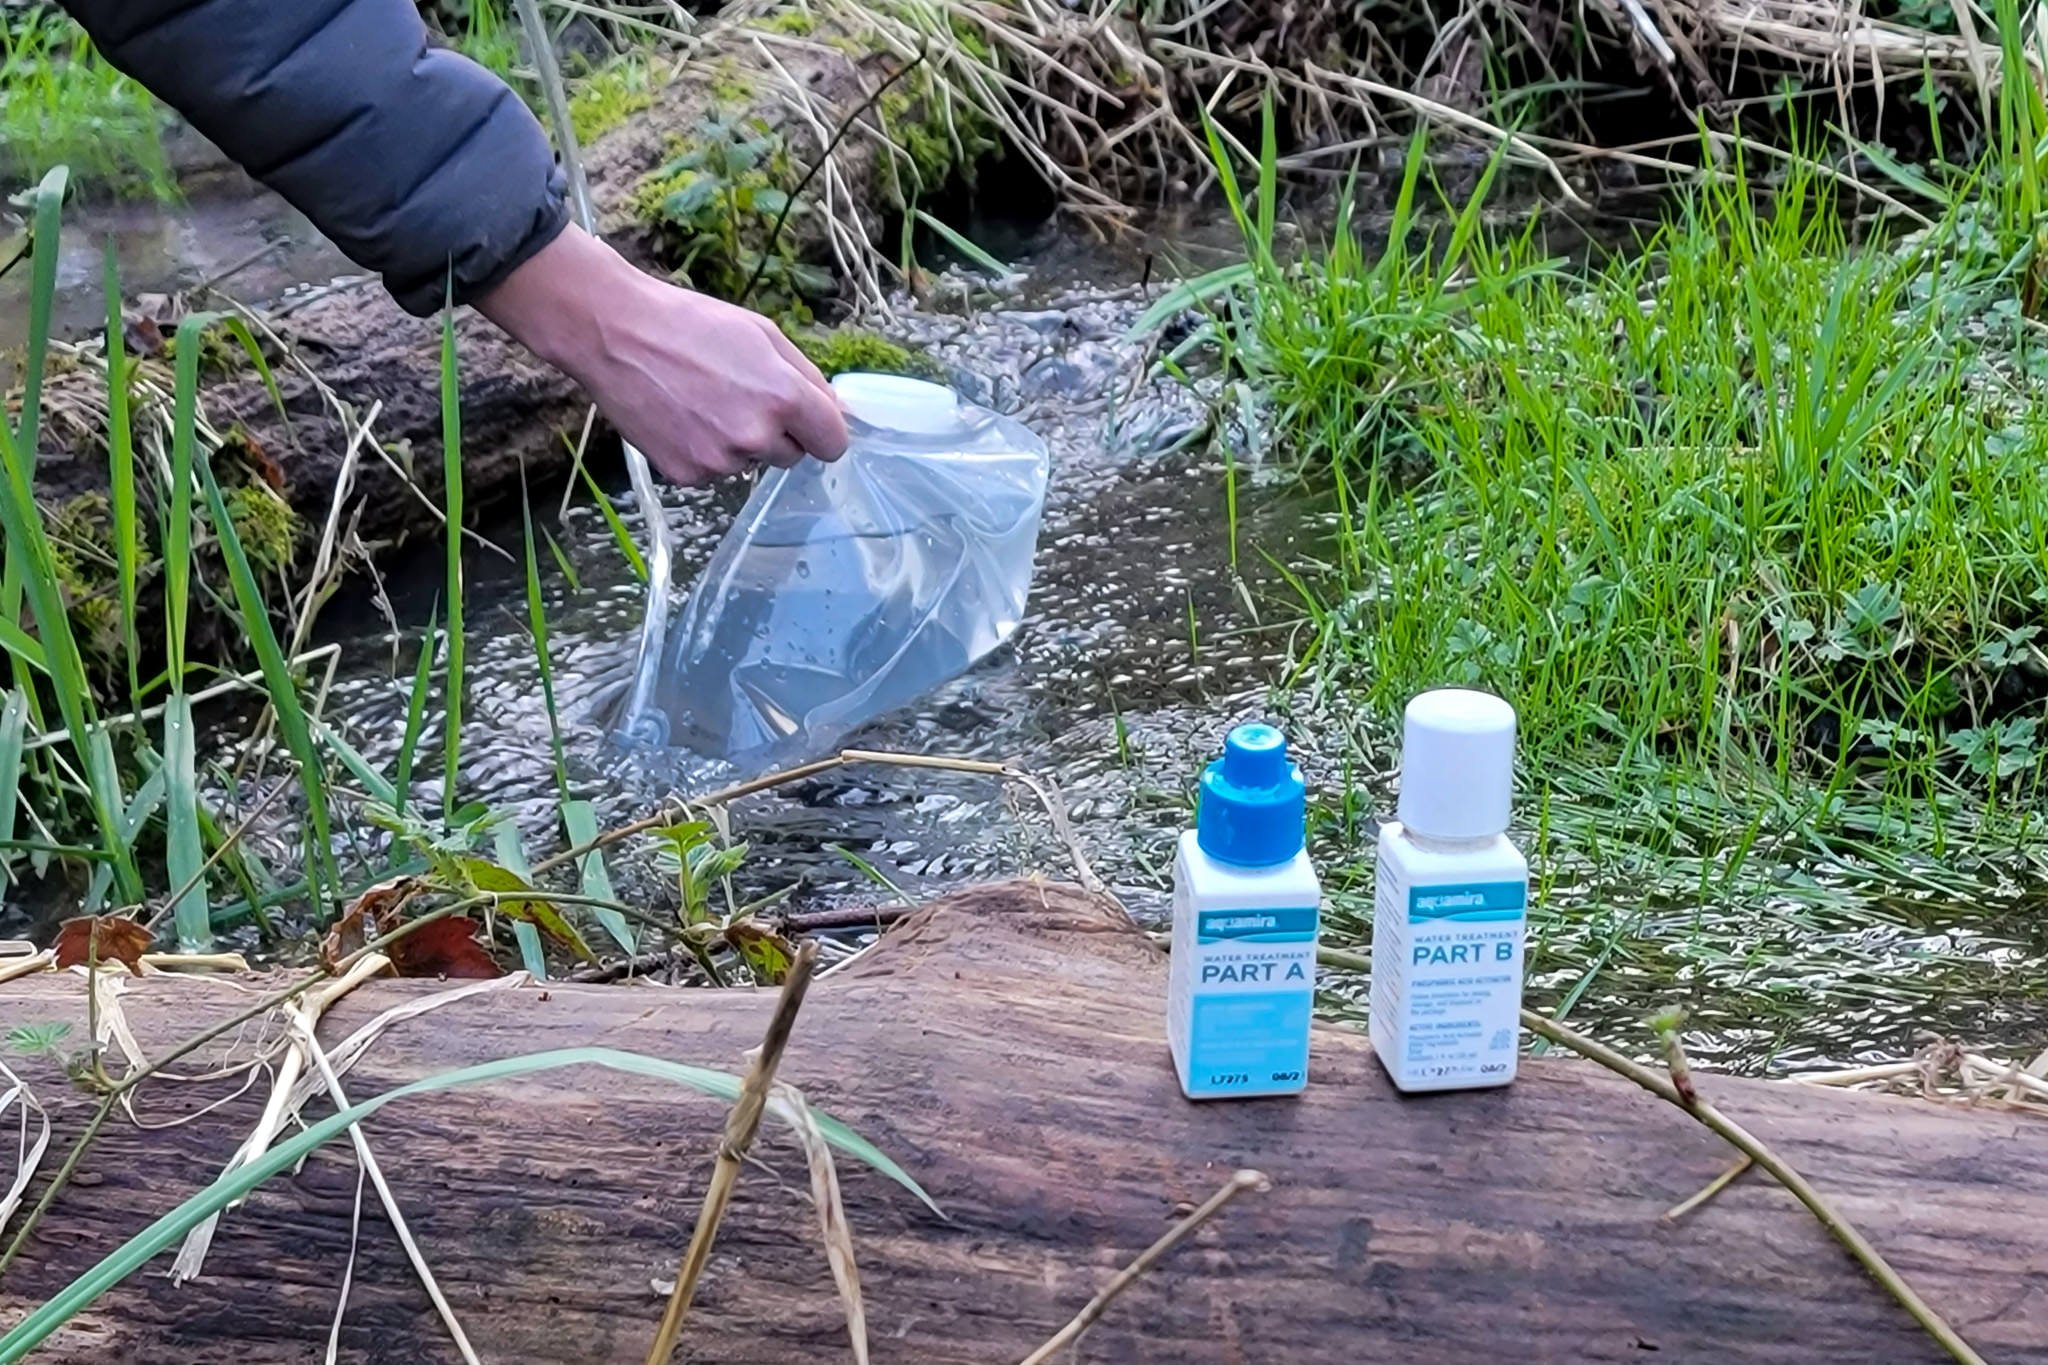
[
  {"left": 1195, "top": 723, "right": 1307, "bottom": 866},
  {"left": 831, "top": 372, "right": 963, "bottom": 436}
]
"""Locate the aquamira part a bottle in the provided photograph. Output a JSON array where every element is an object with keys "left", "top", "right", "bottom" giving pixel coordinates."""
[
  {"left": 1370, "top": 689, "right": 1529, "bottom": 1092},
  {"left": 1168, "top": 723, "right": 1321, "bottom": 1100}
]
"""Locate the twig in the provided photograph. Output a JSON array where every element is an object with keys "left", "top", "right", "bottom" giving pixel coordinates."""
[
  {"left": 779, "top": 904, "right": 917, "bottom": 935},
  {"left": 738, "top": 50, "right": 928, "bottom": 308},
  {"left": 644, "top": 940, "right": 821, "bottom": 1364},
  {"left": 1662, "top": 1154, "right": 1754, "bottom": 1223},
  {"left": 1519, "top": 1008, "right": 1988, "bottom": 1365},
  {"left": 1018, "top": 1169, "right": 1269, "bottom": 1365},
  {"left": 567, "top": 949, "right": 680, "bottom": 984}
]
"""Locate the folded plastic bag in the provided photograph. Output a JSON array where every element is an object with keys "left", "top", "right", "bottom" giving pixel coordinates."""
[{"left": 632, "top": 372, "right": 1050, "bottom": 764}]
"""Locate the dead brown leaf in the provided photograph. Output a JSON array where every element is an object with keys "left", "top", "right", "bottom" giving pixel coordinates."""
[
  {"left": 320, "top": 875, "right": 423, "bottom": 972},
  {"left": 387, "top": 918, "right": 500, "bottom": 980},
  {"left": 52, "top": 916, "right": 153, "bottom": 973}
]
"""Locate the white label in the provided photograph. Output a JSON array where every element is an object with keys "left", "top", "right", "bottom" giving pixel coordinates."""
[{"left": 1371, "top": 849, "right": 1525, "bottom": 1089}]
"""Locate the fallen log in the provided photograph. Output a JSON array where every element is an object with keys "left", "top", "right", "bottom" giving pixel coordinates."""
[{"left": 2, "top": 881, "right": 2044, "bottom": 1362}]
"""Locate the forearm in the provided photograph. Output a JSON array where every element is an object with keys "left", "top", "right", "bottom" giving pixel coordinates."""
[{"left": 58, "top": 0, "right": 568, "bottom": 314}]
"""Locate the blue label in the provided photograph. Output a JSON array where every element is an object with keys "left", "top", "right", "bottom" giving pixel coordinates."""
[
  {"left": 1184, "top": 991, "right": 1311, "bottom": 1097},
  {"left": 1197, "top": 906, "right": 1319, "bottom": 943},
  {"left": 1408, "top": 881, "right": 1526, "bottom": 923}
]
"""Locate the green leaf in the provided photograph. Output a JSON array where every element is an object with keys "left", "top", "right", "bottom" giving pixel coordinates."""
[
  {"left": 561, "top": 797, "right": 632, "bottom": 952},
  {"left": 316, "top": 721, "right": 399, "bottom": 809},
  {"left": 5, "top": 1021, "right": 71, "bottom": 1056},
  {"left": 0, "top": 617, "right": 48, "bottom": 676},
  {"left": 0, "top": 343, "right": 136, "bottom": 898},
  {"left": 0, "top": 691, "right": 25, "bottom": 886},
  {"left": 662, "top": 175, "right": 721, "bottom": 220},
  {"left": 492, "top": 822, "right": 548, "bottom": 981},
  {"left": 164, "top": 313, "right": 214, "bottom": 680},
  {"left": 0, "top": 1047, "right": 936, "bottom": 1363},
  {"left": 13, "top": 166, "right": 66, "bottom": 481},
  {"left": 452, "top": 856, "right": 594, "bottom": 961}
]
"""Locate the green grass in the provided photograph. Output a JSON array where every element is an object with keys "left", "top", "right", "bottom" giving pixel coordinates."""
[
  {"left": 1161, "top": 102, "right": 2048, "bottom": 1064},
  {"left": 0, "top": 10, "right": 171, "bottom": 198}
]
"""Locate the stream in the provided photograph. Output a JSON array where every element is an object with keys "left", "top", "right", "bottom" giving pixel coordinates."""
[{"left": 22, "top": 189, "right": 2048, "bottom": 1077}]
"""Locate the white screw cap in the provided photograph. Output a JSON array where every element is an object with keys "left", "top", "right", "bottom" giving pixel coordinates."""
[
  {"left": 1395, "top": 688, "right": 1516, "bottom": 840},
  {"left": 830, "top": 372, "right": 962, "bottom": 436}
]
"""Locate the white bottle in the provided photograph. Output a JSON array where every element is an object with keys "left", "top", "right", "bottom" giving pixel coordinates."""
[
  {"left": 1370, "top": 689, "right": 1528, "bottom": 1092},
  {"left": 1168, "top": 723, "right": 1321, "bottom": 1100}
]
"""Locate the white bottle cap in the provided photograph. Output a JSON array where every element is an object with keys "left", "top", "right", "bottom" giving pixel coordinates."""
[
  {"left": 1395, "top": 688, "right": 1516, "bottom": 839},
  {"left": 830, "top": 372, "right": 962, "bottom": 436}
]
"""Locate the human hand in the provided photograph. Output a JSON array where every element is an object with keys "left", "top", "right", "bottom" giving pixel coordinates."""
[{"left": 476, "top": 224, "right": 849, "bottom": 484}]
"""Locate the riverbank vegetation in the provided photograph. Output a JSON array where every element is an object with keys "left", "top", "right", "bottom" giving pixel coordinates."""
[{"left": 1142, "top": 29, "right": 2048, "bottom": 1063}]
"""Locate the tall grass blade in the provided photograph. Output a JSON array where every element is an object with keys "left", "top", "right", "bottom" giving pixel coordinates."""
[
  {"left": 196, "top": 451, "right": 336, "bottom": 909},
  {"left": 440, "top": 296, "right": 466, "bottom": 819},
  {"left": 13, "top": 166, "right": 67, "bottom": 478},
  {"left": 0, "top": 692, "right": 25, "bottom": 891},
  {"left": 0, "top": 1046, "right": 933, "bottom": 1363},
  {"left": 519, "top": 460, "right": 568, "bottom": 794},
  {"left": 1123, "top": 262, "right": 1255, "bottom": 341},
  {"left": 0, "top": 620, "right": 47, "bottom": 677},
  {"left": 103, "top": 242, "right": 140, "bottom": 702},
  {"left": 561, "top": 797, "right": 632, "bottom": 952},
  {"left": 578, "top": 464, "right": 647, "bottom": 581},
  {"left": 392, "top": 604, "right": 438, "bottom": 821},
  {"left": 911, "top": 209, "right": 1010, "bottom": 276},
  {"left": 0, "top": 415, "right": 136, "bottom": 898},
  {"left": 162, "top": 694, "right": 207, "bottom": 950},
  {"left": 542, "top": 526, "right": 583, "bottom": 593},
  {"left": 83, "top": 757, "right": 161, "bottom": 914}
]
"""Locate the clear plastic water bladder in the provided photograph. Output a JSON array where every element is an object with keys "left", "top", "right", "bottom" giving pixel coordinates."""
[{"left": 639, "top": 371, "right": 1051, "bottom": 763}]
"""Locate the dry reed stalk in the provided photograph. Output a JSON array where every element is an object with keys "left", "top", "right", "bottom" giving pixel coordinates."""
[
  {"left": 1521, "top": 1008, "right": 1989, "bottom": 1365},
  {"left": 1018, "top": 1168, "right": 1270, "bottom": 1365},
  {"left": 170, "top": 953, "right": 391, "bottom": 1283},
  {"left": 644, "top": 939, "right": 822, "bottom": 1364}
]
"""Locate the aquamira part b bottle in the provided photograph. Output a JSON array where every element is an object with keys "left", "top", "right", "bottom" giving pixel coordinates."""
[
  {"left": 1168, "top": 723, "right": 1321, "bottom": 1100},
  {"left": 1370, "top": 689, "right": 1528, "bottom": 1092}
]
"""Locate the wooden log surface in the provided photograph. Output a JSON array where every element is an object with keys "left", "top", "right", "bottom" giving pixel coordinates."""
[{"left": 2, "top": 881, "right": 2045, "bottom": 1362}]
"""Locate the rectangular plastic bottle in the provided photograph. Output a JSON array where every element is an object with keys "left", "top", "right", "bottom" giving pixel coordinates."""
[
  {"left": 1369, "top": 690, "right": 1529, "bottom": 1092},
  {"left": 1168, "top": 724, "right": 1321, "bottom": 1100}
]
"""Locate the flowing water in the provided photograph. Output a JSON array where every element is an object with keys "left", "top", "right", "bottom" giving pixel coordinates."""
[{"left": 18, "top": 192, "right": 2048, "bottom": 1075}]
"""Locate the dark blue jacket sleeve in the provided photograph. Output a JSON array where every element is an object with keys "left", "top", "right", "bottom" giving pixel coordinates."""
[{"left": 59, "top": 0, "right": 570, "bottom": 315}]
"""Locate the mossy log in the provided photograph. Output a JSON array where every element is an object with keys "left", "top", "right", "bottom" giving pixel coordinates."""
[
  {"left": 2, "top": 881, "right": 2044, "bottom": 1362},
  {"left": 24, "top": 9, "right": 956, "bottom": 666}
]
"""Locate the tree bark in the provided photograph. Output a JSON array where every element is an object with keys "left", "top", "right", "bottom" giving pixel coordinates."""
[{"left": 2, "top": 880, "right": 2043, "bottom": 1362}]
